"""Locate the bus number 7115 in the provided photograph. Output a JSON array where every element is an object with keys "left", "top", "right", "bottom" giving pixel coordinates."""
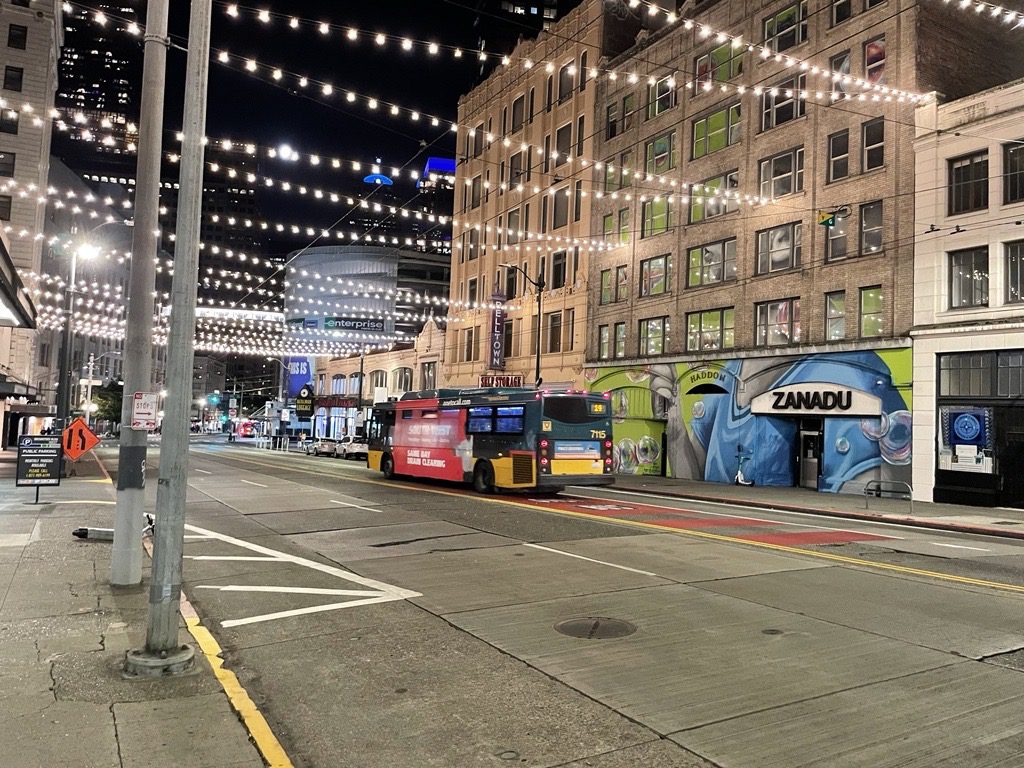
[{"left": 590, "top": 430, "right": 607, "bottom": 439}]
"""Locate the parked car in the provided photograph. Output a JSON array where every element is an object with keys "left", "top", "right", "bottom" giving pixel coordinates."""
[
  {"left": 337, "top": 435, "right": 369, "bottom": 460},
  {"left": 307, "top": 437, "right": 339, "bottom": 457}
]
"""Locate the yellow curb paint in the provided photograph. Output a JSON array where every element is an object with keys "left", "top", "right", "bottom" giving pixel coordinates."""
[
  {"left": 184, "top": 617, "right": 293, "bottom": 768},
  {"left": 200, "top": 449, "right": 1024, "bottom": 597}
]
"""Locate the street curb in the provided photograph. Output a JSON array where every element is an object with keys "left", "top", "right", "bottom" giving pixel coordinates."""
[{"left": 613, "top": 485, "right": 1024, "bottom": 542}]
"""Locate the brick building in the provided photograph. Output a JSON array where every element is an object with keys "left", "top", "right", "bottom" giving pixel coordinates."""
[
  {"left": 581, "top": 0, "right": 1024, "bottom": 493},
  {"left": 447, "top": 0, "right": 673, "bottom": 391},
  {"left": 912, "top": 78, "right": 1024, "bottom": 506}
]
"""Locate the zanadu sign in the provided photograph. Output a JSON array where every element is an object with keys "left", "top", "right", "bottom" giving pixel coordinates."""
[{"left": 751, "top": 383, "right": 881, "bottom": 417}]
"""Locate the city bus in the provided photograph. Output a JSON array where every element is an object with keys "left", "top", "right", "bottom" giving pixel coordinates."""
[{"left": 366, "top": 388, "right": 614, "bottom": 493}]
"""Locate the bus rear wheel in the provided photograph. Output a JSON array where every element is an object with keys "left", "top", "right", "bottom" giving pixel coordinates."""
[
  {"left": 473, "top": 461, "right": 494, "bottom": 494},
  {"left": 381, "top": 454, "right": 395, "bottom": 479}
]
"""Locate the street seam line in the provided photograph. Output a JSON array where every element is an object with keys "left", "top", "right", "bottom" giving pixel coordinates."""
[{"left": 198, "top": 449, "right": 1024, "bottom": 597}]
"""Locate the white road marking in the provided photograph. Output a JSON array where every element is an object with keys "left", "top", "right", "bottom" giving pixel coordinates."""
[
  {"left": 329, "top": 498, "right": 381, "bottom": 513},
  {"left": 239, "top": 479, "right": 267, "bottom": 487},
  {"left": 51, "top": 500, "right": 116, "bottom": 505},
  {"left": 193, "top": 468, "right": 213, "bottom": 475},
  {"left": 183, "top": 522, "right": 420, "bottom": 626},
  {"left": 185, "top": 555, "right": 283, "bottom": 561},
  {"left": 524, "top": 542, "right": 658, "bottom": 576},
  {"left": 567, "top": 487, "right": 906, "bottom": 539},
  {"left": 195, "top": 585, "right": 383, "bottom": 597},
  {"left": 930, "top": 542, "right": 991, "bottom": 552}
]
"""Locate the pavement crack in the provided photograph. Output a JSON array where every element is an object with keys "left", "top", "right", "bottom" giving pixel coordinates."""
[
  {"left": 110, "top": 704, "right": 126, "bottom": 768},
  {"left": 369, "top": 532, "right": 475, "bottom": 548}
]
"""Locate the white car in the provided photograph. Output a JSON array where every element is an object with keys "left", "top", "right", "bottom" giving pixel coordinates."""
[
  {"left": 337, "top": 435, "right": 369, "bottom": 460},
  {"left": 307, "top": 437, "right": 339, "bottom": 457}
]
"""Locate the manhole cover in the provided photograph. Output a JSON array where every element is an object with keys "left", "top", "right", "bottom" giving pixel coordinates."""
[{"left": 554, "top": 617, "right": 637, "bottom": 640}]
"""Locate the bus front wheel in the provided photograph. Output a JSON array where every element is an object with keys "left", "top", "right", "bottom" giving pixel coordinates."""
[
  {"left": 381, "top": 454, "right": 395, "bottom": 479},
  {"left": 473, "top": 461, "right": 494, "bottom": 494}
]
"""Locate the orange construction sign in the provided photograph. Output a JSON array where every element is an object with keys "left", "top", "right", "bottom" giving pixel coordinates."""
[{"left": 62, "top": 417, "right": 101, "bottom": 462}]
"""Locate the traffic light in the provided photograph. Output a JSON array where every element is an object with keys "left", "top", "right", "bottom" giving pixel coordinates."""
[
  {"left": 207, "top": 393, "right": 221, "bottom": 407},
  {"left": 218, "top": 413, "right": 228, "bottom": 424}
]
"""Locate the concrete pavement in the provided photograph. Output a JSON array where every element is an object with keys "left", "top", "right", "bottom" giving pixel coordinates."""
[{"left": 0, "top": 451, "right": 264, "bottom": 768}]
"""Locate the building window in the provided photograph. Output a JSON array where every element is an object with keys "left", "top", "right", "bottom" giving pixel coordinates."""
[
  {"left": 826, "top": 291, "right": 846, "bottom": 340},
  {"left": 508, "top": 151, "right": 524, "bottom": 188},
  {"left": 369, "top": 370, "right": 388, "bottom": 390},
  {"left": 695, "top": 42, "right": 743, "bottom": 88},
  {"left": 555, "top": 123, "right": 571, "bottom": 166},
  {"left": 617, "top": 208, "right": 629, "bottom": 245},
  {"left": 864, "top": 36, "right": 886, "bottom": 84},
  {"left": 639, "top": 317, "right": 668, "bottom": 356},
  {"left": 567, "top": 308, "right": 576, "bottom": 350},
  {"left": 550, "top": 250, "right": 567, "bottom": 289},
  {"left": 598, "top": 325, "right": 611, "bottom": 359},
  {"left": 949, "top": 247, "right": 989, "bottom": 308},
  {"left": 602, "top": 213, "right": 615, "bottom": 242},
  {"left": 545, "top": 75, "right": 553, "bottom": 111},
  {"left": 3, "top": 66, "right": 22, "bottom": 92},
  {"left": 641, "top": 197, "right": 672, "bottom": 237},
  {"left": 828, "top": 130, "right": 849, "bottom": 181},
  {"left": 832, "top": 0, "right": 852, "bottom": 25},
  {"left": 1004, "top": 142, "right": 1024, "bottom": 204},
  {"left": 948, "top": 151, "right": 988, "bottom": 215},
  {"left": 763, "top": 1, "right": 808, "bottom": 52},
  {"left": 639, "top": 254, "right": 670, "bottom": 297},
  {"left": 603, "top": 157, "right": 619, "bottom": 193},
  {"left": 473, "top": 124, "right": 484, "bottom": 157},
  {"left": 859, "top": 286, "right": 884, "bottom": 337},
  {"left": 331, "top": 375, "right": 346, "bottom": 395},
  {"left": 826, "top": 214, "right": 848, "bottom": 261},
  {"left": 605, "top": 102, "right": 619, "bottom": 139},
  {"left": 503, "top": 320, "right": 514, "bottom": 358},
  {"left": 504, "top": 265, "right": 517, "bottom": 299},
  {"left": 616, "top": 265, "right": 629, "bottom": 301},
  {"left": 939, "top": 353, "right": 993, "bottom": 397},
  {"left": 0, "top": 194, "right": 11, "bottom": 221},
  {"left": 467, "top": 278, "right": 478, "bottom": 304},
  {"left": 579, "top": 52, "right": 588, "bottom": 92},
  {"left": 470, "top": 175, "right": 482, "bottom": 208},
  {"left": 645, "top": 130, "right": 676, "bottom": 175},
  {"left": 860, "top": 201, "right": 883, "bottom": 254},
  {"left": 689, "top": 171, "right": 738, "bottom": 224},
  {"left": 552, "top": 187, "right": 569, "bottom": 229},
  {"left": 0, "top": 152, "right": 14, "bottom": 177},
  {"left": 862, "top": 118, "right": 884, "bottom": 170},
  {"left": 619, "top": 149, "right": 634, "bottom": 188},
  {"left": 687, "top": 238, "right": 736, "bottom": 287},
  {"left": 420, "top": 362, "right": 436, "bottom": 390},
  {"left": 756, "top": 298, "right": 801, "bottom": 346},
  {"left": 686, "top": 308, "right": 735, "bottom": 351},
  {"left": 463, "top": 327, "right": 479, "bottom": 362},
  {"left": 545, "top": 311, "right": 562, "bottom": 353},
  {"left": 7, "top": 24, "right": 27, "bottom": 50},
  {"left": 614, "top": 322, "right": 627, "bottom": 358},
  {"left": 467, "top": 228, "right": 480, "bottom": 260},
  {"left": 761, "top": 74, "right": 806, "bottom": 131},
  {"left": 1007, "top": 241, "right": 1024, "bottom": 303},
  {"left": 511, "top": 95, "right": 525, "bottom": 133},
  {"left": 865, "top": 0, "right": 884, "bottom": 7},
  {"left": 573, "top": 180, "right": 582, "bottom": 222},
  {"left": 758, "top": 147, "right": 804, "bottom": 198},
  {"left": 599, "top": 269, "right": 612, "bottom": 304},
  {"left": 622, "top": 93, "right": 636, "bottom": 131},
  {"left": 646, "top": 76, "right": 675, "bottom": 120},
  {"left": 756, "top": 222, "right": 802, "bottom": 274},
  {"left": 692, "top": 103, "right": 741, "bottom": 158},
  {"left": 506, "top": 208, "right": 520, "bottom": 245},
  {"left": 830, "top": 51, "right": 851, "bottom": 94},
  {"left": 0, "top": 110, "right": 18, "bottom": 135},
  {"left": 576, "top": 115, "right": 585, "bottom": 156},
  {"left": 558, "top": 62, "right": 574, "bottom": 102}
]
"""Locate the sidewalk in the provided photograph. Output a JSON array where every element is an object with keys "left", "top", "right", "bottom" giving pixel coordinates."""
[
  {"left": 0, "top": 453, "right": 264, "bottom": 768},
  {"left": 610, "top": 473, "right": 1024, "bottom": 540}
]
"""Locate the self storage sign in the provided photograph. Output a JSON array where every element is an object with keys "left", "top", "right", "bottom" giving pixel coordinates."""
[{"left": 16, "top": 435, "right": 62, "bottom": 487}]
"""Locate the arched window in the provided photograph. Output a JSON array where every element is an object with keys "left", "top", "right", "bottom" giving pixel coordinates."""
[
  {"left": 369, "top": 370, "right": 387, "bottom": 389},
  {"left": 391, "top": 367, "right": 413, "bottom": 392},
  {"left": 331, "top": 374, "right": 346, "bottom": 395},
  {"left": 348, "top": 373, "right": 362, "bottom": 395}
]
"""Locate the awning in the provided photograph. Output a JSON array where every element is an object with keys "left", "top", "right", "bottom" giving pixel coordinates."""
[{"left": 0, "top": 376, "right": 40, "bottom": 402}]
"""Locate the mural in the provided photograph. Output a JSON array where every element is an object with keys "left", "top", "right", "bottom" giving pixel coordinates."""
[{"left": 583, "top": 349, "right": 912, "bottom": 494}]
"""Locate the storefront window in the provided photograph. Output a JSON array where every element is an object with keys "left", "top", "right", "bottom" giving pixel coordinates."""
[{"left": 938, "top": 353, "right": 993, "bottom": 397}]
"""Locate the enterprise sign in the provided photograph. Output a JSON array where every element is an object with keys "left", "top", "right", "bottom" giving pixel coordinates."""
[
  {"left": 750, "top": 383, "right": 881, "bottom": 416},
  {"left": 324, "top": 316, "right": 386, "bottom": 332}
]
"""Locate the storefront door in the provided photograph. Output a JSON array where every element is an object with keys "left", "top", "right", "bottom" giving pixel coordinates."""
[
  {"left": 798, "top": 429, "right": 821, "bottom": 489},
  {"left": 1000, "top": 432, "right": 1024, "bottom": 508}
]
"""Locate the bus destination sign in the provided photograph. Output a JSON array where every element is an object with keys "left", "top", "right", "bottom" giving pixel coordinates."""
[{"left": 479, "top": 374, "right": 524, "bottom": 388}]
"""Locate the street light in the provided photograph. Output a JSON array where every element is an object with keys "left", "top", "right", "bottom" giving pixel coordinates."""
[
  {"left": 501, "top": 263, "right": 545, "bottom": 388},
  {"left": 54, "top": 241, "right": 101, "bottom": 431}
]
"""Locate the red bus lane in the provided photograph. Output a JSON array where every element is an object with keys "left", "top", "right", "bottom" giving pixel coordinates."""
[{"left": 492, "top": 493, "right": 894, "bottom": 548}]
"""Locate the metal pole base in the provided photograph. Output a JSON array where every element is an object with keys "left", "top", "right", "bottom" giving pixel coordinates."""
[{"left": 122, "top": 644, "right": 195, "bottom": 678}]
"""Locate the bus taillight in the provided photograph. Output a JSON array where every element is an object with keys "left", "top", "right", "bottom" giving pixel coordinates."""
[{"left": 540, "top": 439, "right": 549, "bottom": 448}]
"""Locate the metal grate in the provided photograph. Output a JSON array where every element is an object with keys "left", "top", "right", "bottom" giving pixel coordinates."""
[{"left": 512, "top": 454, "right": 533, "bottom": 484}]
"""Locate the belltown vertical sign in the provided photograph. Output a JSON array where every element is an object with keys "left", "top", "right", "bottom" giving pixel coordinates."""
[{"left": 488, "top": 294, "right": 506, "bottom": 370}]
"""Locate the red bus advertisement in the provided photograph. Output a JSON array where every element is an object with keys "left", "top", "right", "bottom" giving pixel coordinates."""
[{"left": 366, "top": 388, "right": 614, "bottom": 493}]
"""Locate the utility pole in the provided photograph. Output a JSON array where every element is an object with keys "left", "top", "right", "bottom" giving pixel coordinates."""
[
  {"left": 124, "top": 0, "right": 212, "bottom": 677},
  {"left": 83, "top": 353, "right": 95, "bottom": 425},
  {"left": 111, "top": 0, "right": 170, "bottom": 588}
]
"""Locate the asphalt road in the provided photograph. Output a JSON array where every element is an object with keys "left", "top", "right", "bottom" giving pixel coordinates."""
[{"left": 108, "top": 440, "right": 1024, "bottom": 767}]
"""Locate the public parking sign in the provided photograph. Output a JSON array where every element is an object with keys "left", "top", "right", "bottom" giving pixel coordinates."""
[{"left": 16, "top": 435, "right": 62, "bottom": 487}]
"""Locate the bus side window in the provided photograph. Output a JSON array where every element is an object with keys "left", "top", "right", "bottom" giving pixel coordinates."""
[
  {"left": 494, "top": 405, "right": 525, "bottom": 434},
  {"left": 467, "top": 406, "right": 494, "bottom": 433},
  {"left": 401, "top": 410, "right": 413, "bottom": 419}
]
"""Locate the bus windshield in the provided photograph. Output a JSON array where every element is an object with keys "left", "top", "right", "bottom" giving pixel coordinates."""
[{"left": 543, "top": 396, "right": 608, "bottom": 424}]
